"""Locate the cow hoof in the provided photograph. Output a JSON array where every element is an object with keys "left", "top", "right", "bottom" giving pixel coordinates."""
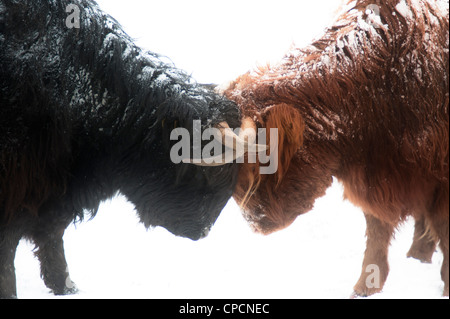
[
  {"left": 351, "top": 282, "right": 382, "bottom": 299},
  {"left": 406, "top": 249, "right": 434, "bottom": 264},
  {"left": 350, "top": 290, "right": 373, "bottom": 299},
  {"left": 350, "top": 292, "right": 364, "bottom": 299},
  {"left": 53, "top": 283, "right": 79, "bottom": 296}
]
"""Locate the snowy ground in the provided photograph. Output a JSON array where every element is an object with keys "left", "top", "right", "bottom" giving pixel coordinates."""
[
  {"left": 16, "top": 182, "right": 446, "bottom": 299},
  {"left": 14, "top": 0, "right": 447, "bottom": 299}
]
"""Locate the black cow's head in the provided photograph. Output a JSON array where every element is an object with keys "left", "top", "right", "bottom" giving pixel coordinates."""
[{"left": 116, "top": 78, "right": 243, "bottom": 240}]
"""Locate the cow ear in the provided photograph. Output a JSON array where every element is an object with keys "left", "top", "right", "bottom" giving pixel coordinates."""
[{"left": 263, "top": 103, "right": 304, "bottom": 186}]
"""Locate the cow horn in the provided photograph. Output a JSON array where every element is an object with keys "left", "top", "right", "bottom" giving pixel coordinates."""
[{"left": 183, "top": 117, "right": 267, "bottom": 166}]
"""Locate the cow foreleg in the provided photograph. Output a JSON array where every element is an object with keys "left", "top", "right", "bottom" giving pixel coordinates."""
[
  {"left": 352, "top": 213, "right": 395, "bottom": 298},
  {"left": 32, "top": 221, "right": 78, "bottom": 296},
  {"left": 407, "top": 216, "right": 437, "bottom": 263},
  {"left": 0, "top": 227, "right": 21, "bottom": 299}
]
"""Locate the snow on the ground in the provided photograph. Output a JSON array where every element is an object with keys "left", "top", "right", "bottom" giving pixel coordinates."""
[
  {"left": 13, "top": 0, "right": 447, "bottom": 299},
  {"left": 15, "top": 181, "right": 445, "bottom": 299}
]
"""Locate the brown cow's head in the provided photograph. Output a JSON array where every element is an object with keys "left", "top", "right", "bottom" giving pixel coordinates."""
[
  {"left": 235, "top": 104, "right": 308, "bottom": 234},
  {"left": 222, "top": 74, "right": 309, "bottom": 234}
]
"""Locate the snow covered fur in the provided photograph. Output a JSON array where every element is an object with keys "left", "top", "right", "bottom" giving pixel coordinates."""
[
  {"left": 0, "top": 0, "right": 240, "bottom": 298},
  {"left": 225, "top": 0, "right": 449, "bottom": 297}
]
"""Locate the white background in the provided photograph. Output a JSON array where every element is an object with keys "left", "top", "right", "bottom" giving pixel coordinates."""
[{"left": 15, "top": 0, "right": 446, "bottom": 299}]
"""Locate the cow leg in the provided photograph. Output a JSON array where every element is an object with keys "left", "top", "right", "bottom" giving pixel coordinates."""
[
  {"left": 31, "top": 219, "right": 78, "bottom": 296},
  {"left": 352, "top": 213, "right": 395, "bottom": 297},
  {"left": 440, "top": 235, "right": 449, "bottom": 297},
  {"left": 0, "top": 227, "right": 22, "bottom": 299},
  {"left": 407, "top": 216, "right": 437, "bottom": 263},
  {"left": 429, "top": 216, "right": 449, "bottom": 297}
]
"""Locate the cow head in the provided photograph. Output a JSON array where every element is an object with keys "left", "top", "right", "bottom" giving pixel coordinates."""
[
  {"left": 222, "top": 76, "right": 311, "bottom": 235},
  {"left": 117, "top": 84, "right": 250, "bottom": 241},
  {"left": 235, "top": 104, "right": 308, "bottom": 234}
]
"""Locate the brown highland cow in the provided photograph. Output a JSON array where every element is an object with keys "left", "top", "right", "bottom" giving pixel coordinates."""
[{"left": 224, "top": 0, "right": 449, "bottom": 297}]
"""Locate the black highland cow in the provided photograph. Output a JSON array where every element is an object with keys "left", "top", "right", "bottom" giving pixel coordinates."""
[{"left": 0, "top": 0, "right": 241, "bottom": 298}]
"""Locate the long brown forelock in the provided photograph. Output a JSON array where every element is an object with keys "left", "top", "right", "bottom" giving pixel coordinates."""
[{"left": 233, "top": 102, "right": 305, "bottom": 227}]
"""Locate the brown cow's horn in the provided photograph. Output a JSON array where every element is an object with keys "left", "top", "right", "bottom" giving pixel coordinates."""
[
  {"left": 216, "top": 121, "right": 248, "bottom": 151},
  {"left": 216, "top": 118, "right": 266, "bottom": 152},
  {"left": 183, "top": 117, "right": 268, "bottom": 166},
  {"left": 238, "top": 117, "right": 257, "bottom": 145}
]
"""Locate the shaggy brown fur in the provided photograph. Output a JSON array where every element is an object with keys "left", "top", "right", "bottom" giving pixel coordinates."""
[{"left": 225, "top": 0, "right": 449, "bottom": 297}]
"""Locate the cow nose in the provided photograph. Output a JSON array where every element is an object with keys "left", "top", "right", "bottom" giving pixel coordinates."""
[
  {"left": 185, "top": 225, "right": 211, "bottom": 241},
  {"left": 200, "top": 226, "right": 211, "bottom": 239}
]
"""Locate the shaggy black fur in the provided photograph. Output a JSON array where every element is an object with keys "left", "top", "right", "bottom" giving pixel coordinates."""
[{"left": 0, "top": 0, "right": 240, "bottom": 298}]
